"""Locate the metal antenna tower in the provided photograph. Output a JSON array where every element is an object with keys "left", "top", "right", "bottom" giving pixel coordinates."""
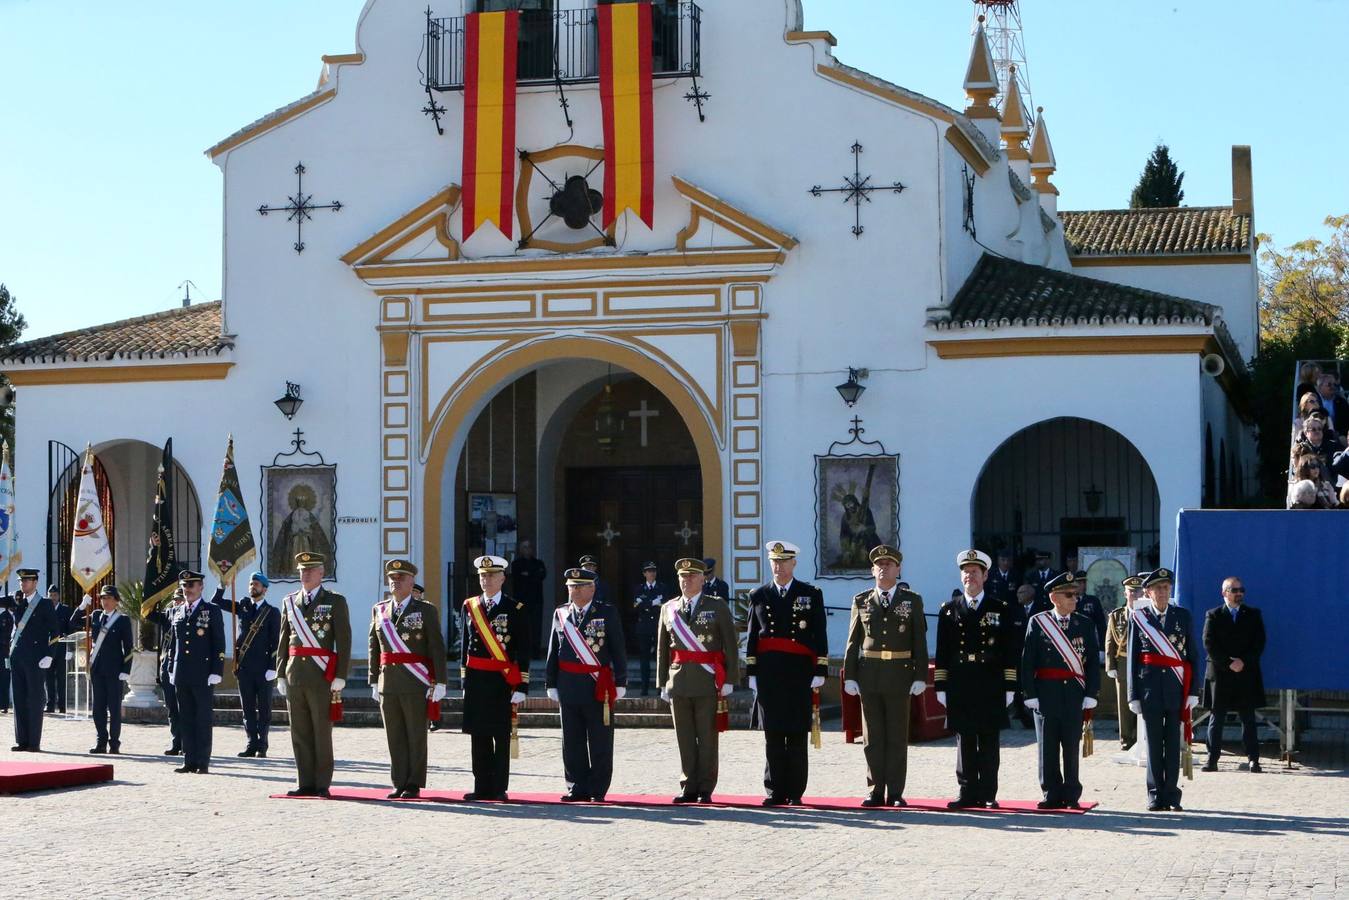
[{"left": 972, "top": 0, "right": 1033, "bottom": 112}]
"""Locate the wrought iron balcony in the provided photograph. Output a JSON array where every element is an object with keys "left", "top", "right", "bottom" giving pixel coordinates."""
[{"left": 424, "top": 2, "right": 702, "bottom": 91}]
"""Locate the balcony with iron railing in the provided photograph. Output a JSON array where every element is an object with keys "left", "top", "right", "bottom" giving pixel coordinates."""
[{"left": 424, "top": 2, "right": 702, "bottom": 91}]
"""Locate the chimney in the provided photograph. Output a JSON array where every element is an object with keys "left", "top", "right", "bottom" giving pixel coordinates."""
[{"left": 1231, "top": 145, "right": 1253, "bottom": 218}]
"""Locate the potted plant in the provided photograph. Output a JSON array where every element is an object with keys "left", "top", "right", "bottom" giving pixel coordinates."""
[{"left": 116, "top": 579, "right": 161, "bottom": 708}]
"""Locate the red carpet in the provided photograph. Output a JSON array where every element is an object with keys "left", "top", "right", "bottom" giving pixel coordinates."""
[
  {"left": 272, "top": 788, "right": 1094, "bottom": 814},
  {"left": 0, "top": 761, "right": 114, "bottom": 794}
]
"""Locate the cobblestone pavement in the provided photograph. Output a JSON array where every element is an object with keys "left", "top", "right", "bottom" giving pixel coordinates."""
[{"left": 1, "top": 713, "right": 1345, "bottom": 899}]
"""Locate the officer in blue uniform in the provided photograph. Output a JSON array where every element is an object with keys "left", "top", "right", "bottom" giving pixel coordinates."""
[
  {"left": 213, "top": 572, "right": 281, "bottom": 757},
  {"left": 1021, "top": 572, "right": 1100, "bottom": 809},
  {"left": 703, "top": 558, "right": 731, "bottom": 603},
  {"left": 577, "top": 555, "right": 611, "bottom": 607},
  {"left": 69, "top": 585, "right": 135, "bottom": 754},
  {"left": 4, "top": 569, "right": 59, "bottom": 751},
  {"left": 985, "top": 551, "right": 1020, "bottom": 606},
  {"left": 1127, "top": 568, "right": 1200, "bottom": 811},
  {"left": 0, "top": 600, "right": 13, "bottom": 713},
  {"left": 1071, "top": 571, "right": 1108, "bottom": 654},
  {"left": 43, "top": 586, "right": 72, "bottom": 714},
  {"left": 631, "top": 562, "right": 667, "bottom": 696},
  {"left": 169, "top": 570, "right": 226, "bottom": 774},
  {"left": 144, "top": 586, "right": 186, "bottom": 754}
]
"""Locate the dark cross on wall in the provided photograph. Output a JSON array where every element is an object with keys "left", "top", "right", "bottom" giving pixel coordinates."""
[
  {"left": 258, "top": 162, "right": 344, "bottom": 254},
  {"left": 809, "top": 141, "right": 906, "bottom": 238}
]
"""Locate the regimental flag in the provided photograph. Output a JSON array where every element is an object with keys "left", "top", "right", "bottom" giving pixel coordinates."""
[
  {"left": 70, "top": 445, "right": 113, "bottom": 592},
  {"left": 461, "top": 10, "right": 520, "bottom": 241},
  {"left": 208, "top": 436, "right": 257, "bottom": 583},
  {"left": 0, "top": 441, "right": 20, "bottom": 584},
  {"left": 598, "top": 1, "right": 655, "bottom": 229},
  {"left": 143, "top": 439, "right": 180, "bottom": 608}
]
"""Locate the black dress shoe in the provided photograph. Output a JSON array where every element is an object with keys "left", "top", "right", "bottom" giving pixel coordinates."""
[
  {"left": 1147, "top": 800, "right": 1165, "bottom": 811},
  {"left": 10, "top": 745, "right": 27, "bottom": 752},
  {"left": 890, "top": 798, "right": 907, "bottom": 808},
  {"left": 787, "top": 797, "right": 803, "bottom": 806},
  {"left": 463, "top": 792, "right": 483, "bottom": 801},
  {"left": 1250, "top": 761, "right": 1263, "bottom": 773},
  {"left": 1121, "top": 740, "right": 1135, "bottom": 751},
  {"left": 495, "top": 792, "right": 508, "bottom": 801},
  {"left": 286, "top": 787, "right": 315, "bottom": 797},
  {"left": 860, "top": 795, "right": 886, "bottom": 808},
  {"left": 316, "top": 789, "right": 331, "bottom": 798},
  {"left": 1036, "top": 800, "right": 1063, "bottom": 810},
  {"left": 192, "top": 767, "right": 209, "bottom": 775},
  {"left": 238, "top": 748, "right": 258, "bottom": 758},
  {"left": 985, "top": 801, "right": 1000, "bottom": 809},
  {"left": 401, "top": 786, "right": 420, "bottom": 799},
  {"left": 1201, "top": 761, "right": 1218, "bottom": 772},
  {"left": 256, "top": 749, "right": 267, "bottom": 758},
  {"left": 174, "top": 765, "right": 194, "bottom": 774},
  {"left": 1065, "top": 802, "right": 1082, "bottom": 810},
  {"left": 761, "top": 796, "right": 787, "bottom": 807},
  {"left": 387, "top": 789, "right": 405, "bottom": 799},
  {"left": 89, "top": 745, "right": 107, "bottom": 754},
  {"left": 108, "top": 744, "right": 120, "bottom": 755},
  {"left": 698, "top": 793, "right": 713, "bottom": 804},
  {"left": 671, "top": 793, "right": 697, "bottom": 804},
  {"left": 1169, "top": 803, "right": 1183, "bottom": 811},
  {"left": 561, "top": 792, "right": 592, "bottom": 803},
  {"left": 947, "top": 798, "right": 980, "bottom": 809},
  {"left": 166, "top": 747, "right": 183, "bottom": 756},
  {"left": 591, "top": 796, "right": 607, "bottom": 803}
]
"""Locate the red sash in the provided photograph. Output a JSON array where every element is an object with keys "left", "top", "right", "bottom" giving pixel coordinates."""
[
  {"left": 289, "top": 646, "right": 338, "bottom": 682},
  {"left": 757, "top": 637, "right": 814, "bottom": 658},
  {"left": 559, "top": 660, "right": 617, "bottom": 706},
  {"left": 1035, "top": 667, "right": 1079, "bottom": 680},
  {"left": 466, "top": 654, "right": 523, "bottom": 688},
  {"left": 1141, "top": 652, "right": 1194, "bottom": 741},
  {"left": 381, "top": 652, "right": 441, "bottom": 720},
  {"left": 671, "top": 649, "right": 725, "bottom": 691}
]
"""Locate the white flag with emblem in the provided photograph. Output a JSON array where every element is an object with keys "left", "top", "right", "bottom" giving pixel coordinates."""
[
  {"left": 70, "top": 445, "right": 113, "bottom": 591},
  {"left": 0, "top": 441, "right": 19, "bottom": 583}
]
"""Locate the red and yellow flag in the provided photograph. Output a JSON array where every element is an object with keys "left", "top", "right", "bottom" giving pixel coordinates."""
[
  {"left": 598, "top": 2, "right": 654, "bottom": 229},
  {"left": 462, "top": 10, "right": 519, "bottom": 241}
]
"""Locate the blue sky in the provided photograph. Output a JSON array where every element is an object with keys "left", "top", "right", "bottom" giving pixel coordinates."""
[{"left": 1, "top": 0, "right": 1342, "bottom": 340}]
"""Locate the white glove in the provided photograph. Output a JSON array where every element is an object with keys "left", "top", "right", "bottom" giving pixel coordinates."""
[
  {"left": 510, "top": 691, "right": 526, "bottom": 705},
  {"left": 1024, "top": 697, "right": 1039, "bottom": 710},
  {"left": 720, "top": 682, "right": 733, "bottom": 697},
  {"left": 1005, "top": 691, "right": 1014, "bottom": 706},
  {"left": 38, "top": 656, "right": 52, "bottom": 669},
  {"left": 660, "top": 689, "right": 671, "bottom": 702},
  {"left": 843, "top": 679, "right": 860, "bottom": 696},
  {"left": 615, "top": 686, "right": 626, "bottom": 700},
  {"left": 264, "top": 669, "right": 277, "bottom": 682},
  {"left": 1083, "top": 697, "right": 1098, "bottom": 710},
  {"left": 909, "top": 680, "right": 926, "bottom": 696},
  {"left": 118, "top": 672, "right": 129, "bottom": 682},
  {"left": 748, "top": 675, "right": 758, "bottom": 693},
  {"left": 935, "top": 691, "right": 947, "bottom": 707},
  {"left": 810, "top": 676, "right": 826, "bottom": 689},
  {"left": 1128, "top": 700, "right": 1141, "bottom": 714},
  {"left": 371, "top": 686, "right": 381, "bottom": 700},
  {"left": 331, "top": 678, "right": 346, "bottom": 693},
  {"left": 546, "top": 688, "right": 559, "bottom": 702},
  {"left": 79, "top": 595, "right": 93, "bottom": 611},
  {"left": 276, "top": 678, "right": 288, "bottom": 697},
  {"left": 1186, "top": 695, "right": 1199, "bottom": 710},
  {"left": 431, "top": 683, "right": 446, "bottom": 702},
  {"left": 1107, "top": 669, "right": 1118, "bottom": 680},
  {"left": 207, "top": 674, "right": 222, "bottom": 686}
]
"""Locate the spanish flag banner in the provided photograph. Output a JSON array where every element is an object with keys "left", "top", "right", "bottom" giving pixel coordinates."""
[
  {"left": 598, "top": 1, "right": 654, "bottom": 229},
  {"left": 462, "top": 10, "right": 520, "bottom": 241}
]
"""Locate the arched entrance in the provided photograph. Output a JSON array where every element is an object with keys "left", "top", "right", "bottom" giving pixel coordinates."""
[{"left": 970, "top": 417, "right": 1161, "bottom": 575}]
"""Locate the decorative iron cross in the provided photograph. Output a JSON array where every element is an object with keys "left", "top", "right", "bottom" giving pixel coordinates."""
[
  {"left": 596, "top": 521, "right": 622, "bottom": 547},
  {"left": 683, "top": 73, "right": 710, "bottom": 123},
  {"left": 674, "top": 520, "right": 700, "bottom": 546},
  {"left": 809, "top": 142, "right": 905, "bottom": 238},
  {"left": 258, "top": 163, "right": 343, "bottom": 254}
]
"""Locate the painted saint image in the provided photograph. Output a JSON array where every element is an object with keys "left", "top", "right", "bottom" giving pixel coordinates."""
[
  {"left": 272, "top": 484, "right": 333, "bottom": 563},
  {"left": 264, "top": 466, "right": 337, "bottom": 579},
  {"left": 816, "top": 455, "right": 898, "bottom": 577},
  {"left": 833, "top": 465, "right": 882, "bottom": 569}
]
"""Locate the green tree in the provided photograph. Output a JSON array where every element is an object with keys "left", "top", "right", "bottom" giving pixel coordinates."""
[
  {"left": 1129, "top": 143, "right": 1185, "bottom": 208},
  {"left": 0, "top": 284, "right": 27, "bottom": 451},
  {"left": 1258, "top": 215, "right": 1349, "bottom": 342}
]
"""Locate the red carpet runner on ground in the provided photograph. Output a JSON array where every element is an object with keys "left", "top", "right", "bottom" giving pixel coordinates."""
[
  {"left": 0, "top": 761, "right": 114, "bottom": 794},
  {"left": 272, "top": 788, "right": 1094, "bottom": 814}
]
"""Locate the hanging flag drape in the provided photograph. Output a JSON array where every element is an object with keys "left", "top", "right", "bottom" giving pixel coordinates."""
[
  {"left": 461, "top": 10, "right": 520, "bottom": 241},
  {"left": 208, "top": 436, "right": 257, "bottom": 584},
  {"left": 0, "top": 441, "right": 20, "bottom": 584},
  {"left": 70, "top": 445, "right": 113, "bottom": 592},
  {"left": 143, "top": 439, "right": 180, "bottom": 607},
  {"left": 598, "top": 1, "right": 655, "bottom": 229}
]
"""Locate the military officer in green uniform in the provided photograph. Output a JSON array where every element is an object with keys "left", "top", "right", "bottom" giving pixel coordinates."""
[
  {"left": 657, "top": 557, "right": 739, "bottom": 803},
  {"left": 369, "top": 559, "right": 447, "bottom": 799},
  {"left": 275, "top": 551, "right": 351, "bottom": 798},
  {"left": 1105, "top": 574, "right": 1145, "bottom": 750},
  {"left": 842, "top": 544, "right": 928, "bottom": 807}
]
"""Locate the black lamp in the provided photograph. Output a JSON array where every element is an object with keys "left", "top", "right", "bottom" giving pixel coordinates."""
[
  {"left": 835, "top": 367, "right": 867, "bottom": 407},
  {"left": 274, "top": 382, "right": 303, "bottom": 420}
]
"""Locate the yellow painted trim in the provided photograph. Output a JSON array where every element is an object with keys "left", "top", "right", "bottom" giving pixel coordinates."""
[
  {"left": 206, "top": 89, "right": 336, "bottom": 159},
  {"left": 944, "top": 126, "right": 990, "bottom": 177},
  {"left": 380, "top": 330, "right": 410, "bottom": 367},
  {"left": 815, "top": 65, "right": 955, "bottom": 124},
  {"left": 321, "top": 53, "right": 365, "bottom": 65},
  {"left": 1069, "top": 254, "right": 1253, "bottom": 268},
  {"left": 341, "top": 186, "right": 462, "bottom": 266},
  {"left": 374, "top": 275, "right": 770, "bottom": 296},
  {"left": 353, "top": 249, "right": 786, "bottom": 281},
  {"left": 672, "top": 176, "right": 798, "bottom": 251},
  {"left": 786, "top": 30, "right": 837, "bottom": 47},
  {"left": 929, "top": 334, "right": 1216, "bottom": 360},
  {"left": 5, "top": 362, "right": 233, "bottom": 386}
]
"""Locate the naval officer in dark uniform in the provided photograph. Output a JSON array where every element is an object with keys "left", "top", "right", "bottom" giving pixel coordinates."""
[
  {"left": 43, "top": 586, "right": 73, "bottom": 714},
  {"left": 4, "top": 569, "right": 59, "bottom": 751},
  {"left": 935, "top": 549, "right": 1018, "bottom": 808},
  {"left": 213, "top": 572, "right": 281, "bottom": 757},
  {"left": 169, "top": 570, "right": 226, "bottom": 773},
  {"left": 1021, "top": 572, "right": 1101, "bottom": 809},
  {"left": 546, "top": 567, "right": 627, "bottom": 802},
  {"left": 631, "top": 562, "right": 667, "bottom": 696},
  {"left": 69, "top": 585, "right": 135, "bottom": 754},
  {"left": 746, "top": 540, "right": 827, "bottom": 806}
]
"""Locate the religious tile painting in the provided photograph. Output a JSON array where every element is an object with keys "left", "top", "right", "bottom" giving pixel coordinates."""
[
  {"left": 467, "top": 492, "right": 518, "bottom": 560},
  {"left": 1079, "top": 546, "right": 1138, "bottom": 611},
  {"left": 263, "top": 465, "right": 337, "bottom": 581},
  {"left": 815, "top": 455, "right": 899, "bottom": 578}
]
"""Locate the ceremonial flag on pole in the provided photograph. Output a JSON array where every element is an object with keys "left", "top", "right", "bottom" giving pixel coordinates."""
[
  {"left": 598, "top": 1, "right": 655, "bottom": 229},
  {"left": 142, "top": 439, "right": 180, "bottom": 607},
  {"left": 207, "top": 436, "right": 256, "bottom": 584},
  {"left": 461, "top": 10, "right": 520, "bottom": 241},
  {"left": 0, "top": 440, "right": 20, "bottom": 584},
  {"left": 70, "top": 445, "right": 113, "bottom": 592}
]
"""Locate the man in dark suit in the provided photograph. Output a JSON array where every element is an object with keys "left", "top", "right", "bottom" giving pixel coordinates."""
[
  {"left": 631, "top": 562, "right": 667, "bottom": 696},
  {"left": 985, "top": 551, "right": 1020, "bottom": 606},
  {"left": 1202, "top": 577, "right": 1266, "bottom": 773},
  {"left": 1127, "top": 568, "right": 1200, "bottom": 811},
  {"left": 168, "top": 570, "right": 227, "bottom": 774},
  {"left": 1314, "top": 373, "right": 1349, "bottom": 433},
  {"left": 213, "top": 572, "right": 282, "bottom": 758},
  {"left": 69, "top": 586, "right": 134, "bottom": 754},
  {"left": 546, "top": 567, "right": 627, "bottom": 802},
  {"left": 4, "top": 569, "right": 59, "bottom": 751}
]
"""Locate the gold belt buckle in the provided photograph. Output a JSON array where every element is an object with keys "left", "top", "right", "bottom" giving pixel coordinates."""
[
  {"left": 880, "top": 650, "right": 894, "bottom": 661},
  {"left": 966, "top": 653, "right": 977, "bottom": 662}
]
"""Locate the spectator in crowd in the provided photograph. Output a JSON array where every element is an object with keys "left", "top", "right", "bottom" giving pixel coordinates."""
[
  {"left": 1287, "top": 480, "right": 1319, "bottom": 510},
  {"left": 1286, "top": 456, "right": 1337, "bottom": 509},
  {"left": 1315, "top": 373, "right": 1349, "bottom": 433},
  {"left": 1292, "top": 416, "right": 1339, "bottom": 475},
  {"left": 1292, "top": 392, "right": 1323, "bottom": 440},
  {"left": 1340, "top": 482, "right": 1349, "bottom": 508},
  {"left": 1294, "top": 362, "right": 1322, "bottom": 404}
]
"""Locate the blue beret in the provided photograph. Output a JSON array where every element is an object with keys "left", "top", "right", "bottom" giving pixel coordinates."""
[{"left": 249, "top": 571, "right": 269, "bottom": 588}]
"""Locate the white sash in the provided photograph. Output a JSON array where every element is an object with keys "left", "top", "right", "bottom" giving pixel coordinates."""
[
  {"left": 669, "top": 602, "right": 715, "bottom": 677},
  {"left": 558, "top": 607, "right": 602, "bottom": 677},
  {"left": 1032, "top": 611, "right": 1085, "bottom": 688},
  {"left": 377, "top": 603, "right": 432, "bottom": 687},
  {"left": 285, "top": 592, "right": 329, "bottom": 673},
  {"left": 11, "top": 595, "right": 39, "bottom": 652},
  {"left": 1133, "top": 608, "right": 1186, "bottom": 686},
  {"left": 89, "top": 611, "right": 119, "bottom": 668}
]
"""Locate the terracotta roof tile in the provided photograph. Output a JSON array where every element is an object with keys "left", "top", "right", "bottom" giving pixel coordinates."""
[
  {"left": 1, "top": 301, "right": 229, "bottom": 365},
  {"left": 1059, "top": 206, "right": 1251, "bottom": 257}
]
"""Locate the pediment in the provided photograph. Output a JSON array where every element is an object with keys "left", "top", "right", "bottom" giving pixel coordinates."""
[{"left": 340, "top": 185, "right": 461, "bottom": 267}]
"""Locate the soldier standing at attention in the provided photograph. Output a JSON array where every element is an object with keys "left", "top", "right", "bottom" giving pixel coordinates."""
[
  {"left": 545, "top": 567, "right": 627, "bottom": 802},
  {"left": 842, "top": 544, "right": 927, "bottom": 807},
  {"left": 143, "top": 586, "right": 186, "bottom": 754},
  {"left": 703, "top": 558, "right": 731, "bottom": 604},
  {"left": 460, "top": 555, "right": 531, "bottom": 801},
  {"left": 746, "top": 541, "right": 827, "bottom": 806},
  {"left": 276, "top": 552, "right": 351, "bottom": 797},
  {"left": 213, "top": 572, "right": 281, "bottom": 758},
  {"left": 1021, "top": 572, "right": 1101, "bottom": 809},
  {"left": 631, "top": 562, "right": 666, "bottom": 697},
  {"left": 657, "top": 557, "right": 739, "bottom": 804},
  {"left": 68, "top": 585, "right": 134, "bottom": 754},
  {"left": 370, "top": 559, "right": 447, "bottom": 799},
  {"left": 1105, "top": 575, "right": 1145, "bottom": 750},
  {"left": 935, "top": 550, "right": 1018, "bottom": 808},
  {"left": 169, "top": 570, "right": 226, "bottom": 774},
  {"left": 5, "top": 569, "right": 58, "bottom": 751}
]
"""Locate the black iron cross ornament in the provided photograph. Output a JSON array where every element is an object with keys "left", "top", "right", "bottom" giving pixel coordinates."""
[
  {"left": 258, "top": 163, "right": 343, "bottom": 254},
  {"left": 809, "top": 142, "right": 906, "bottom": 238}
]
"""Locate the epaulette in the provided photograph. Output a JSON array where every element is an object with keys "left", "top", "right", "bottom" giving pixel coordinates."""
[{"left": 852, "top": 590, "right": 871, "bottom": 603}]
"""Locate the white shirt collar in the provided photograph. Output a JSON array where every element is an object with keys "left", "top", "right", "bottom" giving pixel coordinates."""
[
  {"left": 683, "top": 592, "right": 702, "bottom": 607},
  {"left": 571, "top": 600, "right": 592, "bottom": 618},
  {"left": 774, "top": 579, "right": 793, "bottom": 593},
  {"left": 483, "top": 592, "right": 501, "bottom": 605},
  {"left": 966, "top": 590, "right": 985, "bottom": 607}
]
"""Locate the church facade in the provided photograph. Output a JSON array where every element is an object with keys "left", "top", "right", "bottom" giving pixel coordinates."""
[{"left": 3, "top": 0, "right": 1256, "bottom": 654}]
